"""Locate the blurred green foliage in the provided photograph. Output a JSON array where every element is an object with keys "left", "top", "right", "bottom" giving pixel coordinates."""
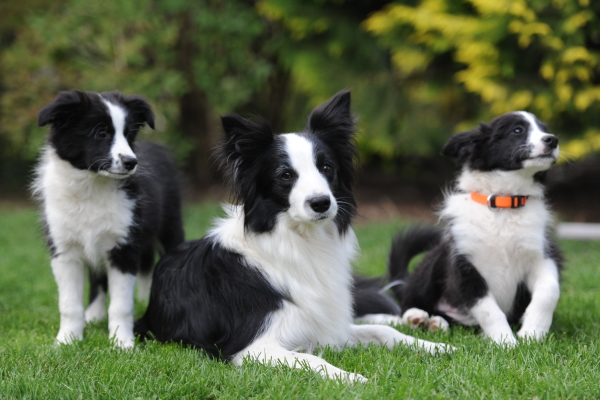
[{"left": 1, "top": 0, "right": 600, "bottom": 190}]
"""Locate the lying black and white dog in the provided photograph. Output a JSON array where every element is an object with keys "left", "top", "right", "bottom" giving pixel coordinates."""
[
  {"left": 380, "top": 111, "right": 563, "bottom": 346},
  {"left": 33, "top": 90, "right": 184, "bottom": 348},
  {"left": 135, "top": 90, "right": 452, "bottom": 382}
]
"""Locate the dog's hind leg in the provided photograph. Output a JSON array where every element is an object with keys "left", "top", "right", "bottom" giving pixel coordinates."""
[
  {"left": 348, "top": 324, "right": 456, "bottom": 355},
  {"left": 85, "top": 269, "right": 107, "bottom": 322},
  {"left": 136, "top": 246, "right": 154, "bottom": 303},
  {"left": 233, "top": 339, "right": 367, "bottom": 383}
]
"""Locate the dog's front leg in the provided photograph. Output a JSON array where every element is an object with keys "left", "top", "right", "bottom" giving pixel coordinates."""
[
  {"left": 347, "top": 324, "right": 455, "bottom": 354},
  {"left": 51, "top": 255, "right": 85, "bottom": 344},
  {"left": 234, "top": 339, "right": 367, "bottom": 383},
  {"left": 107, "top": 267, "right": 136, "bottom": 349},
  {"left": 517, "top": 259, "right": 560, "bottom": 341},
  {"left": 470, "top": 295, "right": 517, "bottom": 346}
]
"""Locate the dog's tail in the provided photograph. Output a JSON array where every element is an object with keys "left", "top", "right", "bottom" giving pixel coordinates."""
[{"left": 388, "top": 224, "right": 442, "bottom": 300}]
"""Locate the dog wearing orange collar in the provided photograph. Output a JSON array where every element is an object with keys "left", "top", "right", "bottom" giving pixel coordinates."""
[{"left": 360, "top": 111, "right": 563, "bottom": 346}]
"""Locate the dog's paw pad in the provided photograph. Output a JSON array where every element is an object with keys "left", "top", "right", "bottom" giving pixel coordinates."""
[
  {"left": 428, "top": 315, "right": 450, "bottom": 332},
  {"left": 402, "top": 308, "right": 430, "bottom": 329}
]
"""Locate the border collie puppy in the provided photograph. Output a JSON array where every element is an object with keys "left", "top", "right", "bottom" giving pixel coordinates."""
[
  {"left": 33, "top": 90, "right": 184, "bottom": 349},
  {"left": 135, "top": 90, "right": 452, "bottom": 382},
  {"left": 383, "top": 111, "right": 563, "bottom": 346}
]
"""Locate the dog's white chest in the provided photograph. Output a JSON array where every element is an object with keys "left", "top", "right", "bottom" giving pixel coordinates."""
[
  {"left": 35, "top": 150, "right": 136, "bottom": 267},
  {"left": 445, "top": 194, "right": 549, "bottom": 313}
]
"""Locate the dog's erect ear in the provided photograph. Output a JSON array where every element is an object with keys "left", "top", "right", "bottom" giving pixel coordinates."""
[
  {"left": 306, "top": 89, "right": 354, "bottom": 139},
  {"left": 441, "top": 123, "right": 489, "bottom": 164},
  {"left": 123, "top": 95, "right": 155, "bottom": 130},
  {"left": 217, "top": 114, "right": 274, "bottom": 180},
  {"left": 38, "top": 90, "right": 90, "bottom": 128}
]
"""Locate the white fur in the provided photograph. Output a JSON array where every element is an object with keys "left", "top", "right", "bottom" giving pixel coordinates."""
[
  {"left": 33, "top": 146, "right": 137, "bottom": 349},
  {"left": 436, "top": 129, "right": 560, "bottom": 344},
  {"left": 99, "top": 99, "right": 137, "bottom": 179},
  {"left": 208, "top": 133, "right": 454, "bottom": 381},
  {"left": 283, "top": 134, "right": 338, "bottom": 222}
]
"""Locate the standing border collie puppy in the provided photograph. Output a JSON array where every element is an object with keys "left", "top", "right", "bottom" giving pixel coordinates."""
[
  {"left": 384, "top": 112, "right": 563, "bottom": 346},
  {"left": 32, "top": 90, "right": 184, "bottom": 349},
  {"left": 135, "top": 90, "right": 452, "bottom": 382}
]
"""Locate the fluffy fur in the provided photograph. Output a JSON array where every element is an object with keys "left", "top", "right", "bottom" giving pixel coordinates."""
[
  {"left": 32, "top": 90, "right": 184, "bottom": 348},
  {"left": 375, "top": 111, "right": 563, "bottom": 345},
  {"left": 135, "top": 90, "right": 453, "bottom": 382}
]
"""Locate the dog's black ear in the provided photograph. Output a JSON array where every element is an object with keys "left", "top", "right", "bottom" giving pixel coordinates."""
[
  {"left": 123, "top": 95, "right": 155, "bottom": 130},
  {"left": 306, "top": 89, "right": 354, "bottom": 139},
  {"left": 441, "top": 123, "right": 489, "bottom": 164},
  {"left": 38, "top": 90, "right": 90, "bottom": 128},
  {"left": 217, "top": 114, "right": 274, "bottom": 182},
  {"left": 306, "top": 90, "right": 358, "bottom": 178}
]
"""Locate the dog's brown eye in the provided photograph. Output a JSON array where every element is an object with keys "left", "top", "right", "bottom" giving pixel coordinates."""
[
  {"left": 281, "top": 171, "right": 293, "bottom": 180},
  {"left": 321, "top": 164, "right": 332, "bottom": 173},
  {"left": 514, "top": 127, "right": 524, "bottom": 134},
  {"left": 96, "top": 129, "right": 108, "bottom": 139}
]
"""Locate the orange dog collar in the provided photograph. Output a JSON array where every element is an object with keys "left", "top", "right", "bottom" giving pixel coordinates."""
[{"left": 470, "top": 192, "right": 529, "bottom": 209}]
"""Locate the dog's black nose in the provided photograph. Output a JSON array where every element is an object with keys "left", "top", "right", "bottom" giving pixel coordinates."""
[
  {"left": 309, "top": 196, "right": 331, "bottom": 213},
  {"left": 542, "top": 135, "right": 558, "bottom": 149},
  {"left": 119, "top": 154, "right": 138, "bottom": 171}
]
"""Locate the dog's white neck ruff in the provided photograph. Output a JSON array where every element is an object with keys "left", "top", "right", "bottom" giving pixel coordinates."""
[
  {"left": 456, "top": 168, "right": 545, "bottom": 198},
  {"left": 32, "top": 147, "right": 135, "bottom": 267},
  {"left": 209, "top": 204, "right": 358, "bottom": 352}
]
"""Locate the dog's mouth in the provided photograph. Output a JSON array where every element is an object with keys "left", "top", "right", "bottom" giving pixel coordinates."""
[{"left": 98, "top": 169, "right": 136, "bottom": 179}]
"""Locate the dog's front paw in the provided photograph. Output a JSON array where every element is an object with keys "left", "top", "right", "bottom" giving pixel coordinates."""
[
  {"left": 343, "top": 372, "right": 368, "bottom": 384},
  {"left": 428, "top": 316, "right": 450, "bottom": 332},
  {"left": 402, "top": 308, "right": 430, "bottom": 329},
  {"left": 486, "top": 333, "right": 518, "bottom": 348},
  {"left": 56, "top": 329, "right": 83, "bottom": 345},
  {"left": 416, "top": 339, "right": 457, "bottom": 355},
  {"left": 516, "top": 327, "right": 547, "bottom": 342}
]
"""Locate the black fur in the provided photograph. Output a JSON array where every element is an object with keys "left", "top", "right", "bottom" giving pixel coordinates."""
[
  {"left": 135, "top": 238, "right": 287, "bottom": 360},
  {"left": 39, "top": 90, "right": 184, "bottom": 305},
  {"left": 442, "top": 112, "right": 554, "bottom": 171},
  {"left": 135, "top": 90, "right": 358, "bottom": 359}
]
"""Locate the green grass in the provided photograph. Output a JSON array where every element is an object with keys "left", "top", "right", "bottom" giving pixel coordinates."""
[{"left": 1, "top": 204, "right": 599, "bottom": 399}]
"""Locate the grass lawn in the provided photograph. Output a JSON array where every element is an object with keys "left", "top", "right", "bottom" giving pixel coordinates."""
[{"left": 1, "top": 203, "right": 599, "bottom": 399}]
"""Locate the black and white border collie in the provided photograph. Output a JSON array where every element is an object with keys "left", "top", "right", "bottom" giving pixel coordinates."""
[
  {"left": 135, "top": 90, "right": 452, "bottom": 382},
  {"left": 381, "top": 111, "right": 563, "bottom": 346},
  {"left": 32, "top": 90, "right": 184, "bottom": 349}
]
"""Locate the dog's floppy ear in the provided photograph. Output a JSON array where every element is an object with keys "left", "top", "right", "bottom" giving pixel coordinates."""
[
  {"left": 441, "top": 123, "right": 489, "bottom": 164},
  {"left": 38, "top": 90, "right": 90, "bottom": 128},
  {"left": 123, "top": 94, "right": 155, "bottom": 130}
]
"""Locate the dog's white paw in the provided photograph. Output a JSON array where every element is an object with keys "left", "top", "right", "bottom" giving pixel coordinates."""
[
  {"left": 84, "top": 303, "right": 106, "bottom": 323},
  {"left": 516, "top": 327, "right": 547, "bottom": 342},
  {"left": 417, "top": 339, "right": 457, "bottom": 355},
  {"left": 428, "top": 315, "right": 450, "bottom": 332},
  {"left": 56, "top": 328, "right": 83, "bottom": 345},
  {"left": 111, "top": 335, "right": 135, "bottom": 350},
  {"left": 486, "top": 332, "right": 518, "bottom": 348},
  {"left": 342, "top": 372, "right": 368, "bottom": 384},
  {"left": 402, "top": 308, "right": 430, "bottom": 329}
]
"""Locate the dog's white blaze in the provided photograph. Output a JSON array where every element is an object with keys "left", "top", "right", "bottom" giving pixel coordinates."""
[
  {"left": 282, "top": 134, "right": 338, "bottom": 222},
  {"left": 102, "top": 99, "right": 136, "bottom": 176},
  {"left": 519, "top": 111, "right": 559, "bottom": 164}
]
